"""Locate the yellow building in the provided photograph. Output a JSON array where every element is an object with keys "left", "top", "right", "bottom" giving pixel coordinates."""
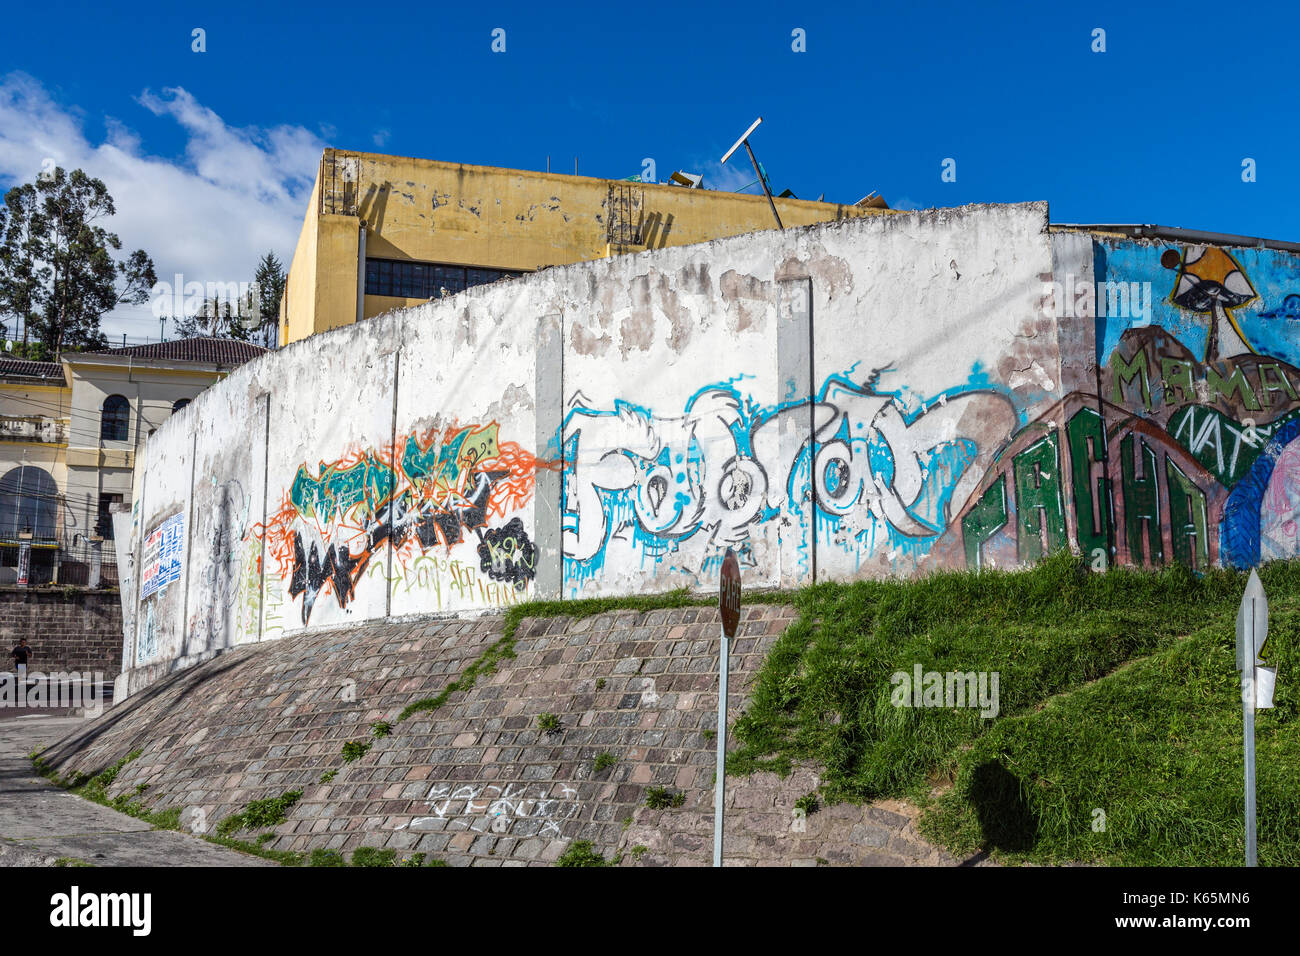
[{"left": 282, "top": 148, "right": 891, "bottom": 345}]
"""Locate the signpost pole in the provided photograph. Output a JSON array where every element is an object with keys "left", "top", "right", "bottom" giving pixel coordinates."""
[
  {"left": 1244, "top": 599, "right": 1258, "bottom": 867},
  {"left": 713, "top": 615, "right": 729, "bottom": 867},
  {"left": 1236, "top": 569, "right": 1272, "bottom": 868},
  {"left": 714, "top": 548, "right": 741, "bottom": 868}
]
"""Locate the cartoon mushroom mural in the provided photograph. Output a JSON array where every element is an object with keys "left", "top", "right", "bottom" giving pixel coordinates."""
[{"left": 1161, "top": 246, "right": 1258, "bottom": 362}]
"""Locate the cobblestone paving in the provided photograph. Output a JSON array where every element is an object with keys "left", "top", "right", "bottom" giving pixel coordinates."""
[{"left": 34, "top": 605, "right": 981, "bottom": 866}]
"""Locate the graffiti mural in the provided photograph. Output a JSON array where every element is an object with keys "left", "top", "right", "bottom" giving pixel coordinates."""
[
  {"left": 131, "top": 220, "right": 1300, "bottom": 689},
  {"left": 253, "top": 421, "right": 542, "bottom": 624},
  {"left": 942, "top": 241, "right": 1300, "bottom": 572},
  {"left": 560, "top": 368, "right": 1020, "bottom": 589}
]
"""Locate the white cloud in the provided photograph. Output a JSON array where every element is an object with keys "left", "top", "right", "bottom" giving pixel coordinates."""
[
  {"left": 373, "top": 129, "right": 390, "bottom": 148},
  {"left": 0, "top": 72, "right": 322, "bottom": 340}
]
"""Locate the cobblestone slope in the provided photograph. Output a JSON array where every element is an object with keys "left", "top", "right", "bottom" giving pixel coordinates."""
[{"left": 36, "top": 605, "right": 974, "bottom": 866}]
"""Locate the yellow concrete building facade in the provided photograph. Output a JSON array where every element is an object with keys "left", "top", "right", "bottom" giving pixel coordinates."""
[{"left": 282, "top": 148, "right": 890, "bottom": 345}]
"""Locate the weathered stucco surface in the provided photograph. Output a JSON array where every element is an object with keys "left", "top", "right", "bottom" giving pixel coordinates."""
[{"left": 122, "top": 202, "right": 1300, "bottom": 695}]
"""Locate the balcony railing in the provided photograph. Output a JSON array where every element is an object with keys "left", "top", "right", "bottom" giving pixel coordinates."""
[{"left": 0, "top": 416, "right": 69, "bottom": 445}]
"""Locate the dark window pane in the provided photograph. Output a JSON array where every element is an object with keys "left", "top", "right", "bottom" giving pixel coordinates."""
[
  {"left": 433, "top": 266, "right": 465, "bottom": 294},
  {"left": 0, "top": 466, "right": 58, "bottom": 539},
  {"left": 365, "top": 258, "right": 533, "bottom": 298},
  {"left": 100, "top": 395, "right": 129, "bottom": 442}
]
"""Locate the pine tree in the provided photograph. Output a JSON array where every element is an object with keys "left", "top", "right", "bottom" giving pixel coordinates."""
[{"left": 252, "top": 251, "right": 286, "bottom": 344}]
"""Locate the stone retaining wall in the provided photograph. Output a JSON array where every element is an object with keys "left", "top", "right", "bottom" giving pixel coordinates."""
[{"left": 37, "top": 603, "right": 970, "bottom": 866}]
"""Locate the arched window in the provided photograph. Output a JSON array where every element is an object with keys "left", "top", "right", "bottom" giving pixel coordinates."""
[
  {"left": 171, "top": 398, "right": 191, "bottom": 415},
  {"left": 0, "top": 466, "right": 58, "bottom": 539},
  {"left": 100, "top": 394, "right": 129, "bottom": 442}
]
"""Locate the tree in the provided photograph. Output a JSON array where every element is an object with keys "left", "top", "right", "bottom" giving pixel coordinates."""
[
  {"left": 172, "top": 310, "right": 203, "bottom": 339},
  {"left": 221, "top": 298, "right": 250, "bottom": 342},
  {"left": 0, "top": 183, "right": 51, "bottom": 350},
  {"left": 30, "top": 168, "right": 156, "bottom": 357},
  {"left": 173, "top": 294, "right": 250, "bottom": 341},
  {"left": 253, "top": 251, "right": 286, "bottom": 344}
]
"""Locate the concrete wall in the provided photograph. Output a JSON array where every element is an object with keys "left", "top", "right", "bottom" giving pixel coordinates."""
[
  {"left": 128, "top": 202, "right": 1300, "bottom": 696},
  {"left": 124, "top": 203, "right": 1064, "bottom": 692}
]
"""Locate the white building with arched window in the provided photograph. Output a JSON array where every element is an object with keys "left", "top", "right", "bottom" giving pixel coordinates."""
[{"left": 0, "top": 337, "right": 265, "bottom": 584}]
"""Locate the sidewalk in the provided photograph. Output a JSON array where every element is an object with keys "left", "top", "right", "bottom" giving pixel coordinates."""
[{"left": 0, "top": 714, "right": 272, "bottom": 867}]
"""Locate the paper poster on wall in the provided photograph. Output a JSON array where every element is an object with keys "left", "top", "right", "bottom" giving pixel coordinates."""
[{"left": 140, "top": 512, "right": 185, "bottom": 599}]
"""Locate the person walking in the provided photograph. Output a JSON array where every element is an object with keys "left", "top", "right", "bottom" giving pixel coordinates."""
[{"left": 10, "top": 637, "right": 31, "bottom": 682}]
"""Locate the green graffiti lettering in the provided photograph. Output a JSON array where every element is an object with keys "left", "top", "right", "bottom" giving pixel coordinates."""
[
  {"left": 1119, "top": 434, "right": 1163, "bottom": 566},
  {"left": 1205, "top": 365, "right": 1261, "bottom": 412},
  {"left": 1067, "top": 408, "right": 1111, "bottom": 559},
  {"left": 1160, "top": 358, "right": 1194, "bottom": 407},
  {"left": 289, "top": 456, "right": 393, "bottom": 522},
  {"left": 962, "top": 475, "right": 1009, "bottom": 569},
  {"left": 1013, "top": 433, "right": 1067, "bottom": 562},
  {"left": 402, "top": 430, "right": 467, "bottom": 485},
  {"left": 1257, "top": 363, "right": 1298, "bottom": 407},
  {"left": 1165, "top": 458, "right": 1209, "bottom": 570},
  {"left": 1109, "top": 348, "right": 1151, "bottom": 410}
]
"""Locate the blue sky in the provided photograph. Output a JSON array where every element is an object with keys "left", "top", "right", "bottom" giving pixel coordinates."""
[{"left": 3, "top": 0, "right": 1299, "bottom": 339}]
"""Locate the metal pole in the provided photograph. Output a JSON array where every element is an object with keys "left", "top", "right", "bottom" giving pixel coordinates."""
[
  {"left": 743, "top": 139, "right": 783, "bottom": 231},
  {"left": 713, "top": 626, "right": 729, "bottom": 867},
  {"left": 1244, "top": 599, "right": 1257, "bottom": 866}
]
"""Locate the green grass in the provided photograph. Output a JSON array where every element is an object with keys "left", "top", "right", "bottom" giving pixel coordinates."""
[
  {"left": 593, "top": 751, "right": 617, "bottom": 773},
  {"left": 309, "top": 848, "right": 346, "bottom": 867},
  {"left": 795, "top": 793, "right": 819, "bottom": 816},
  {"left": 203, "top": 833, "right": 302, "bottom": 865},
  {"left": 340, "top": 740, "right": 371, "bottom": 762},
  {"left": 725, "top": 551, "right": 1300, "bottom": 866},
  {"left": 350, "top": 846, "right": 398, "bottom": 867},
  {"left": 215, "top": 790, "right": 303, "bottom": 837},
  {"left": 919, "top": 609, "right": 1300, "bottom": 866},
  {"left": 537, "top": 712, "right": 561, "bottom": 734},
  {"left": 644, "top": 787, "right": 686, "bottom": 809},
  {"left": 554, "top": 840, "right": 607, "bottom": 867},
  {"left": 32, "top": 749, "right": 184, "bottom": 831}
]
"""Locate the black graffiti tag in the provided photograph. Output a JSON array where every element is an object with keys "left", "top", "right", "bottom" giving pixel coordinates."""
[{"left": 478, "top": 517, "right": 536, "bottom": 587}]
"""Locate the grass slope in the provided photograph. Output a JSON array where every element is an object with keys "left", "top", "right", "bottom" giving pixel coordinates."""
[{"left": 728, "top": 552, "right": 1299, "bottom": 865}]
